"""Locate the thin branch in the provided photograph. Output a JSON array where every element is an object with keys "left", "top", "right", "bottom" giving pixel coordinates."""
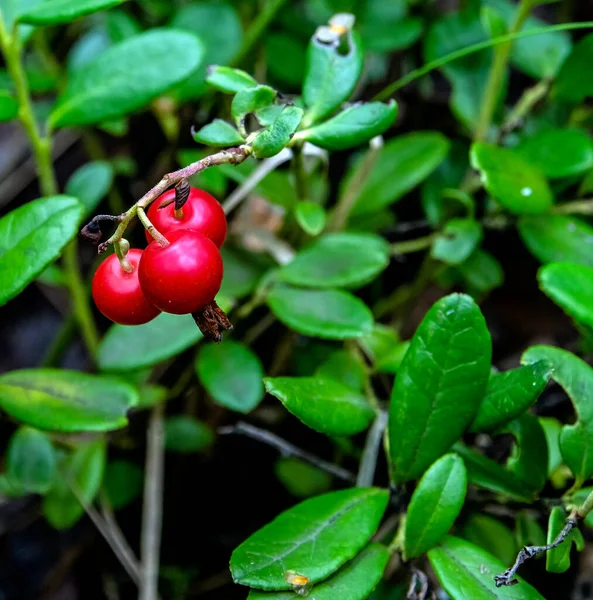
[
  {"left": 494, "top": 511, "right": 578, "bottom": 587},
  {"left": 218, "top": 421, "right": 355, "bottom": 483},
  {"left": 356, "top": 411, "right": 388, "bottom": 487},
  {"left": 139, "top": 403, "right": 166, "bottom": 600}
]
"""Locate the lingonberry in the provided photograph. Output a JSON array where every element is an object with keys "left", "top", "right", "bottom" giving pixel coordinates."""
[
  {"left": 138, "top": 229, "right": 223, "bottom": 315},
  {"left": 92, "top": 249, "right": 161, "bottom": 325},
  {"left": 145, "top": 187, "right": 227, "bottom": 248}
]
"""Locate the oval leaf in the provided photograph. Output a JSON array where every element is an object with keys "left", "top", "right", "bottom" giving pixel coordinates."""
[
  {"left": 295, "top": 201, "right": 326, "bottom": 236},
  {"left": 460, "top": 513, "right": 517, "bottom": 565},
  {"left": 230, "top": 487, "right": 389, "bottom": 590},
  {"left": 104, "top": 459, "right": 143, "bottom": 509},
  {"left": 65, "top": 160, "right": 114, "bottom": 216},
  {"left": 50, "top": 29, "right": 204, "bottom": 127},
  {"left": 0, "top": 196, "right": 83, "bottom": 306},
  {"left": 431, "top": 218, "right": 483, "bottom": 265},
  {"left": 278, "top": 233, "right": 389, "bottom": 289},
  {"left": 264, "top": 377, "right": 374, "bottom": 436},
  {"left": 388, "top": 294, "right": 492, "bottom": 483},
  {"left": 555, "top": 33, "right": 593, "bottom": 103},
  {"left": 192, "top": 119, "right": 244, "bottom": 147},
  {"left": 19, "top": 0, "right": 127, "bottom": 25},
  {"left": 206, "top": 65, "right": 257, "bottom": 93},
  {"left": 251, "top": 105, "right": 304, "bottom": 159},
  {"left": 267, "top": 285, "right": 374, "bottom": 340},
  {"left": 545, "top": 507, "right": 583, "bottom": 573},
  {"left": 164, "top": 416, "right": 214, "bottom": 453},
  {"left": 405, "top": 454, "right": 467, "bottom": 559},
  {"left": 196, "top": 341, "right": 264, "bottom": 413},
  {"left": 470, "top": 142, "right": 554, "bottom": 214},
  {"left": 0, "top": 369, "right": 138, "bottom": 432}
]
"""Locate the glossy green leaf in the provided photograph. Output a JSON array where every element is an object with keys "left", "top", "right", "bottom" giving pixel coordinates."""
[
  {"left": 264, "top": 376, "right": 373, "bottom": 436},
  {"left": 0, "top": 91, "right": 18, "bottom": 121},
  {"left": 230, "top": 487, "right": 389, "bottom": 590},
  {"left": 457, "top": 249, "right": 504, "bottom": 294},
  {"left": 555, "top": 33, "right": 593, "bottom": 103},
  {"left": 470, "top": 361, "right": 551, "bottom": 433},
  {"left": 359, "top": 325, "right": 409, "bottom": 374},
  {"left": 539, "top": 262, "right": 593, "bottom": 329},
  {"left": 267, "top": 285, "right": 373, "bottom": 340},
  {"left": 104, "top": 459, "right": 143, "bottom": 509},
  {"left": 523, "top": 345, "right": 593, "bottom": 482},
  {"left": 43, "top": 440, "right": 106, "bottom": 529},
  {"left": 460, "top": 514, "right": 517, "bottom": 565},
  {"left": 50, "top": 29, "right": 204, "bottom": 127},
  {"left": 405, "top": 454, "right": 467, "bottom": 559},
  {"left": 107, "top": 9, "right": 140, "bottom": 42},
  {"left": 0, "top": 369, "right": 138, "bottom": 432},
  {"left": 516, "top": 511, "right": 546, "bottom": 549},
  {"left": 251, "top": 105, "right": 304, "bottom": 159},
  {"left": 247, "top": 544, "right": 389, "bottom": 600},
  {"left": 540, "top": 416, "right": 563, "bottom": 476},
  {"left": 519, "top": 215, "right": 593, "bottom": 267},
  {"left": 546, "top": 507, "right": 581, "bottom": 573},
  {"left": 278, "top": 233, "right": 389, "bottom": 289},
  {"left": 196, "top": 341, "right": 264, "bottom": 413},
  {"left": 389, "top": 294, "right": 491, "bottom": 483},
  {"left": 470, "top": 142, "right": 553, "bottom": 215},
  {"left": 265, "top": 33, "right": 306, "bottom": 87},
  {"left": 6, "top": 427, "right": 56, "bottom": 494},
  {"left": 296, "top": 101, "right": 397, "bottom": 151},
  {"left": 454, "top": 443, "right": 533, "bottom": 501},
  {"left": 192, "top": 119, "right": 244, "bottom": 147},
  {"left": 220, "top": 248, "right": 264, "bottom": 299},
  {"left": 315, "top": 350, "right": 366, "bottom": 391},
  {"left": 303, "top": 28, "right": 363, "bottom": 124},
  {"left": 517, "top": 129, "right": 593, "bottom": 179},
  {"left": 231, "top": 85, "right": 276, "bottom": 122},
  {"left": 350, "top": 132, "right": 450, "bottom": 216},
  {"left": 164, "top": 416, "right": 214, "bottom": 453},
  {"left": 206, "top": 65, "right": 257, "bottom": 93},
  {"left": 295, "top": 201, "right": 326, "bottom": 236},
  {"left": 431, "top": 218, "right": 483, "bottom": 265},
  {"left": 19, "top": 0, "right": 127, "bottom": 25},
  {"left": 429, "top": 536, "right": 545, "bottom": 600},
  {"left": 275, "top": 457, "right": 332, "bottom": 498},
  {"left": 0, "top": 196, "right": 83, "bottom": 306},
  {"left": 65, "top": 160, "right": 114, "bottom": 216}
]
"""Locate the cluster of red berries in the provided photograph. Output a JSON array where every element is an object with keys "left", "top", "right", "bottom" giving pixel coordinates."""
[{"left": 92, "top": 187, "right": 227, "bottom": 326}]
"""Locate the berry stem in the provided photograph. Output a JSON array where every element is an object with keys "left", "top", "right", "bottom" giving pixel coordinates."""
[
  {"left": 114, "top": 240, "right": 134, "bottom": 273},
  {"left": 137, "top": 208, "right": 170, "bottom": 248}
]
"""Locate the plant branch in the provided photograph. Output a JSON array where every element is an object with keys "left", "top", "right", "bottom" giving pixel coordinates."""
[
  {"left": 391, "top": 234, "right": 436, "bottom": 256},
  {"left": 551, "top": 199, "right": 593, "bottom": 215},
  {"left": 218, "top": 421, "right": 355, "bottom": 483},
  {"left": 356, "top": 411, "right": 388, "bottom": 487},
  {"left": 499, "top": 78, "right": 551, "bottom": 138}
]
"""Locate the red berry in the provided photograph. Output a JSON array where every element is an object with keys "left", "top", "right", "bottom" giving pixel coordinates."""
[
  {"left": 138, "top": 229, "right": 223, "bottom": 315},
  {"left": 145, "top": 187, "right": 227, "bottom": 248},
  {"left": 92, "top": 249, "right": 161, "bottom": 325}
]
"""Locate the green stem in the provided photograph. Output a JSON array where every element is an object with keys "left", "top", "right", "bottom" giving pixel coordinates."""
[
  {"left": 551, "top": 199, "right": 593, "bottom": 215},
  {"left": 500, "top": 78, "right": 551, "bottom": 137},
  {"left": 474, "top": 0, "right": 533, "bottom": 142},
  {"left": 391, "top": 234, "right": 436, "bottom": 255},
  {"left": 577, "top": 489, "right": 593, "bottom": 519},
  {"left": 373, "top": 22, "right": 593, "bottom": 101}
]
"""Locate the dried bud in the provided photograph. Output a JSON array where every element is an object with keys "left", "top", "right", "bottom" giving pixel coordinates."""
[
  {"left": 192, "top": 300, "right": 233, "bottom": 342},
  {"left": 80, "top": 220, "right": 103, "bottom": 245}
]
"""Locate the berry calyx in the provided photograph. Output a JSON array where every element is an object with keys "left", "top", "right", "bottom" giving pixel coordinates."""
[
  {"left": 145, "top": 187, "right": 227, "bottom": 248},
  {"left": 92, "top": 249, "right": 161, "bottom": 325},
  {"left": 138, "top": 229, "right": 224, "bottom": 315}
]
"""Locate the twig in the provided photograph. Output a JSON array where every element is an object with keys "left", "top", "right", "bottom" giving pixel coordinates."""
[
  {"left": 139, "top": 403, "right": 166, "bottom": 600},
  {"left": 218, "top": 421, "right": 355, "bottom": 483},
  {"left": 551, "top": 198, "right": 593, "bottom": 215},
  {"left": 494, "top": 511, "right": 578, "bottom": 587},
  {"left": 356, "top": 411, "right": 388, "bottom": 487},
  {"left": 407, "top": 568, "right": 433, "bottom": 600}
]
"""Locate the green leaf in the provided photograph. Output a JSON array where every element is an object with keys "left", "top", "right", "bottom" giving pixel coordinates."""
[
  {"left": 251, "top": 105, "right": 304, "bottom": 159},
  {"left": 359, "top": 325, "right": 409, "bottom": 374},
  {"left": 0, "top": 369, "right": 138, "bottom": 432},
  {"left": 274, "top": 457, "right": 332, "bottom": 498},
  {"left": 296, "top": 101, "right": 397, "bottom": 151},
  {"left": 540, "top": 416, "right": 563, "bottom": 475},
  {"left": 429, "top": 536, "right": 545, "bottom": 600},
  {"left": 50, "top": 29, "right": 204, "bottom": 127},
  {"left": 573, "top": 487, "right": 593, "bottom": 528},
  {"left": 516, "top": 511, "right": 546, "bottom": 549},
  {"left": 265, "top": 33, "right": 306, "bottom": 88},
  {"left": 98, "top": 312, "right": 203, "bottom": 371},
  {"left": 278, "top": 233, "right": 389, "bottom": 289},
  {"left": 247, "top": 543, "right": 389, "bottom": 600},
  {"left": 43, "top": 440, "right": 106, "bottom": 529},
  {"left": 192, "top": 119, "right": 244, "bottom": 147},
  {"left": 523, "top": 345, "right": 593, "bottom": 482},
  {"left": 516, "top": 129, "right": 593, "bottom": 179},
  {"left": 303, "top": 27, "right": 363, "bottom": 124},
  {"left": 19, "top": 0, "right": 127, "bottom": 25},
  {"left": 264, "top": 377, "right": 374, "bottom": 436},
  {"left": 220, "top": 248, "right": 264, "bottom": 299},
  {"left": 295, "top": 201, "right": 326, "bottom": 236},
  {"left": 231, "top": 85, "right": 277, "bottom": 122},
  {"left": 470, "top": 361, "right": 551, "bottom": 433},
  {"left": 0, "top": 196, "right": 83, "bottom": 306},
  {"left": 470, "top": 142, "right": 554, "bottom": 215},
  {"left": 555, "top": 33, "right": 593, "bottom": 103},
  {"left": 164, "top": 416, "right": 214, "bottom": 453},
  {"left": 104, "top": 459, "right": 143, "bottom": 509},
  {"left": 6, "top": 427, "right": 56, "bottom": 494},
  {"left": 0, "top": 90, "right": 18, "bottom": 121},
  {"left": 405, "top": 454, "right": 467, "bottom": 559},
  {"left": 196, "top": 341, "right": 264, "bottom": 413},
  {"left": 454, "top": 443, "right": 533, "bottom": 501},
  {"left": 350, "top": 132, "right": 450, "bottom": 216},
  {"left": 65, "top": 160, "right": 114, "bottom": 216},
  {"left": 546, "top": 507, "right": 581, "bottom": 573},
  {"left": 457, "top": 249, "right": 504, "bottom": 294},
  {"left": 206, "top": 65, "right": 257, "bottom": 93},
  {"left": 230, "top": 487, "right": 389, "bottom": 590},
  {"left": 431, "top": 218, "right": 483, "bottom": 265},
  {"left": 460, "top": 514, "right": 517, "bottom": 565},
  {"left": 315, "top": 350, "right": 366, "bottom": 391},
  {"left": 519, "top": 215, "right": 593, "bottom": 267},
  {"left": 388, "top": 294, "right": 492, "bottom": 483},
  {"left": 539, "top": 262, "right": 593, "bottom": 329}
]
